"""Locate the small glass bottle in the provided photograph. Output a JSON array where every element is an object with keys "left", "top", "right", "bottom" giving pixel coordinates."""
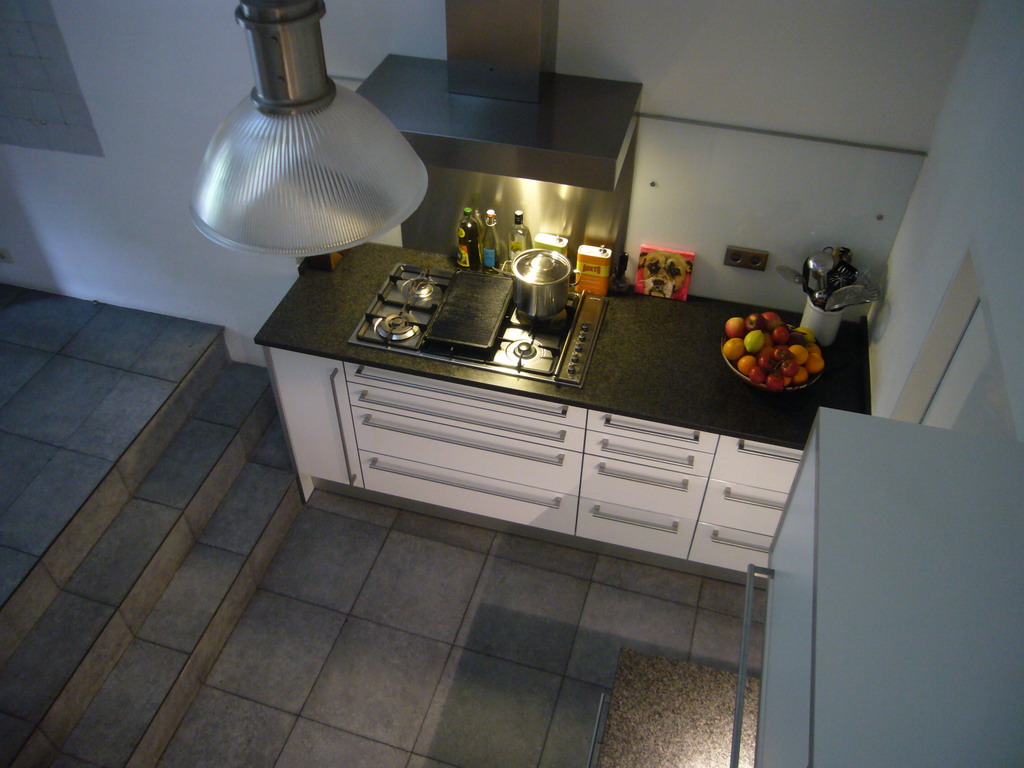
[
  {"left": 481, "top": 209, "right": 502, "bottom": 273},
  {"left": 456, "top": 206, "right": 482, "bottom": 270},
  {"left": 508, "top": 210, "right": 533, "bottom": 262}
]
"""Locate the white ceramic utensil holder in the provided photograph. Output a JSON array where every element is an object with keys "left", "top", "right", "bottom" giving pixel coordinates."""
[{"left": 799, "top": 295, "right": 842, "bottom": 346}]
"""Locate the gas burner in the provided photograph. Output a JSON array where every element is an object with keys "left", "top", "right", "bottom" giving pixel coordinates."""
[
  {"left": 510, "top": 340, "right": 540, "bottom": 360},
  {"left": 398, "top": 274, "right": 439, "bottom": 304},
  {"left": 375, "top": 312, "right": 420, "bottom": 342}
]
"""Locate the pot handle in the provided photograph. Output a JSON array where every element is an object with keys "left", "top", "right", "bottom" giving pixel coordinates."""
[
  {"left": 500, "top": 261, "right": 513, "bottom": 276},
  {"left": 570, "top": 269, "right": 581, "bottom": 287}
]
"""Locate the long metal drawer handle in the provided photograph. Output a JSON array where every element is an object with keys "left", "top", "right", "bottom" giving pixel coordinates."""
[
  {"left": 590, "top": 505, "right": 680, "bottom": 534},
  {"left": 723, "top": 487, "right": 785, "bottom": 511},
  {"left": 602, "top": 414, "right": 699, "bottom": 443},
  {"left": 329, "top": 369, "right": 357, "bottom": 485},
  {"left": 361, "top": 414, "right": 566, "bottom": 466},
  {"left": 730, "top": 564, "right": 774, "bottom": 768},
  {"left": 596, "top": 462, "right": 688, "bottom": 492},
  {"left": 710, "top": 529, "right": 771, "bottom": 554},
  {"left": 599, "top": 439, "right": 694, "bottom": 468},
  {"left": 356, "top": 391, "right": 568, "bottom": 443},
  {"left": 736, "top": 439, "right": 801, "bottom": 463},
  {"left": 352, "top": 365, "right": 570, "bottom": 417},
  {"left": 367, "top": 457, "right": 563, "bottom": 509}
]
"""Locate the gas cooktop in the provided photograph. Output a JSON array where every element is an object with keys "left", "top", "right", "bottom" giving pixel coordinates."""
[{"left": 348, "top": 263, "right": 606, "bottom": 387}]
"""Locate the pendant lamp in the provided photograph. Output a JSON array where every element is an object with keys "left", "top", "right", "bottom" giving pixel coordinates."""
[{"left": 191, "top": 0, "right": 428, "bottom": 256}]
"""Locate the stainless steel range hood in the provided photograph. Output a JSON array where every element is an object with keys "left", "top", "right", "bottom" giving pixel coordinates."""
[
  {"left": 355, "top": 0, "right": 642, "bottom": 258},
  {"left": 357, "top": 54, "right": 641, "bottom": 191}
]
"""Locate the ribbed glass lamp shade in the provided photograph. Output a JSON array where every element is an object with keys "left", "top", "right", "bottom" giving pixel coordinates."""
[{"left": 191, "top": 84, "right": 428, "bottom": 256}]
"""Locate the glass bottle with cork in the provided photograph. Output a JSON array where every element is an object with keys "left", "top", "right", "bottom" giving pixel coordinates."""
[{"left": 481, "top": 209, "right": 503, "bottom": 273}]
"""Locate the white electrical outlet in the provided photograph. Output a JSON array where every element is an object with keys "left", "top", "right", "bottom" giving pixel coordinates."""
[{"left": 0, "top": 248, "right": 12, "bottom": 264}]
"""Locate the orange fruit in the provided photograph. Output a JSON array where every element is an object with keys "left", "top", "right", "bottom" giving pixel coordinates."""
[
  {"left": 723, "top": 337, "right": 746, "bottom": 361},
  {"left": 805, "top": 353, "right": 825, "bottom": 374},
  {"left": 736, "top": 355, "right": 757, "bottom": 376},
  {"left": 788, "top": 344, "right": 809, "bottom": 365},
  {"left": 807, "top": 342, "right": 822, "bottom": 356},
  {"left": 791, "top": 365, "right": 809, "bottom": 385}
]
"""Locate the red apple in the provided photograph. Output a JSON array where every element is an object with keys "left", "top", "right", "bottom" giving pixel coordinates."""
[
  {"left": 780, "top": 358, "right": 802, "bottom": 378},
  {"left": 724, "top": 317, "right": 746, "bottom": 339},
  {"left": 770, "top": 324, "right": 791, "bottom": 345},
  {"left": 760, "top": 311, "right": 783, "bottom": 331},
  {"left": 749, "top": 367, "right": 768, "bottom": 385},
  {"left": 765, "top": 373, "right": 786, "bottom": 392},
  {"left": 744, "top": 312, "right": 765, "bottom": 332}
]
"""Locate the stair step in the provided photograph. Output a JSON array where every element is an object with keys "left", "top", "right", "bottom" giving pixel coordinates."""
[
  {"left": 0, "top": 332, "right": 230, "bottom": 667},
  {"left": 0, "top": 358, "right": 289, "bottom": 767}
]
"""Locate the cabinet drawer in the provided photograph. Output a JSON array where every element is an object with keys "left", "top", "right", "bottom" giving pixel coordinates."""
[
  {"left": 688, "top": 521, "right": 771, "bottom": 571},
  {"left": 346, "top": 363, "right": 587, "bottom": 429},
  {"left": 576, "top": 497, "right": 696, "bottom": 559},
  {"left": 701, "top": 479, "right": 786, "bottom": 537},
  {"left": 710, "top": 436, "right": 802, "bottom": 493},
  {"left": 587, "top": 411, "right": 718, "bottom": 454},
  {"left": 360, "top": 453, "right": 577, "bottom": 535},
  {"left": 580, "top": 456, "right": 705, "bottom": 519},
  {"left": 584, "top": 430, "right": 714, "bottom": 477},
  {"left": 352, "top": 406, "right": 582, "bottom": 492},
  {"left": 349, "top": 382, "right": 585, "bottom": 453}
]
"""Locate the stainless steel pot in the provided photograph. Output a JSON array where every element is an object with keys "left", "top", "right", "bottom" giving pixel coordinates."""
[{"left": 503, "top": 248, "right": 579, "bottom": 321}]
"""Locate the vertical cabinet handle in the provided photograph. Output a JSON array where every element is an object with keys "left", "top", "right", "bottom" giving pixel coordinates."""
[
  {"left": 730, "top": 564, "right": 774, "bottom": 768},
  {"left": 329, "top": 368, "right": 357, "bottom": 485}
]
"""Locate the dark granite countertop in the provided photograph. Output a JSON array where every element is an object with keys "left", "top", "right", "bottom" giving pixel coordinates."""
[
  {"left": 599, "top": 649, "right": 759, "bottom": 768},
  {"left": 255, "top": 243, "right": 870, "bottom": 449}
]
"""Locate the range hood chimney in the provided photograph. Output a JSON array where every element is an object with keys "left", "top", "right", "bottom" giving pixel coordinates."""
[{"left": 356, "top": 0, "right": 641, "bottom": 257}]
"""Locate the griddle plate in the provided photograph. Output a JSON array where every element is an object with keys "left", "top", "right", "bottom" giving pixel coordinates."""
[{"left": 425, "top": 271, "right": 514, "bottom": 348}]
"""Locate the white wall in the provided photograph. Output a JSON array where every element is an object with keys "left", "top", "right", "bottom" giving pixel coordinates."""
[
  {"left": 0, "top": 0, "right": 976, "bottom": 365},
  {"left": 869, "top": 0, "right": 1024, "bottom": 438}
]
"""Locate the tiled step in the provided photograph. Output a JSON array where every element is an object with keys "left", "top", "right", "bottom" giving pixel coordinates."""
[
  {"left": 1, "top": 293, "right": 231, "bottom": 667},
  {"left": 0, "top": 360, "right": 291, "bottom": 767},
  {"left": 63, "top": 457, "right": 301, "bottom": 768}
]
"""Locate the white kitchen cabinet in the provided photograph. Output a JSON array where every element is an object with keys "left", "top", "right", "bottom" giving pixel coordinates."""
[
  {"left": 263, "top": 347, "right": 360, "bottom": 499},
  {"left": 265, "top": 351, "right": 804, "bottom": 570},
  {"left": 757, "top": 409, "right": 1024, "bottom": 767},
  {"left": 576, "top": 497, "right": 697, "bottom": 559},
  {"left": 345, "top": 363, "right": 584, "bottom": 535},
  {"left": 686, "top": 435, "right": 802, "bottom": 570},
  {"left": 709, "top": 436, "right": 801, "bottom": 494},
  {"left": 577, "top": 411, "right": 716, "bottom": 556},
  {"left": 687, "top": 521, "right": 773, "bottom": 570}
]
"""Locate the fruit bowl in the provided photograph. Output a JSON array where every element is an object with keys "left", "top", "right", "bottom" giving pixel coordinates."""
[{"left": 721, "top": 311, "right": 825, "bottom": 392}]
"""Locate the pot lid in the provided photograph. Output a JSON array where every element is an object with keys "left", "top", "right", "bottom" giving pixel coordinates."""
[{"left": 512, "top": 249, "right": 572, "bottom": 285}]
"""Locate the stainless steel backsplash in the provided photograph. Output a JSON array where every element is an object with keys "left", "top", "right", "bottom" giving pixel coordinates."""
[{"left": 401, "top": 127, "right": 637, "bottom": 264}]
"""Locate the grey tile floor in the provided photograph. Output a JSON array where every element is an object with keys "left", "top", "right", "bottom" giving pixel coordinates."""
[
  {"left": 0, "top": 283, "right": 764, "bottom": 767},
  {"left": 160, "top": 491, "right": 765, "bottom": 768}
]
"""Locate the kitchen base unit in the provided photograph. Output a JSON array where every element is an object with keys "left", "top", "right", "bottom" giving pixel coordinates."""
[
  {"left": 687, "top": 436, "right": 801, "bottom": 570},
  {"left": 346, "top": 363, "right": 585, "bottom": 535},
  {"left": 264, "top": 352, "right": 808, "bottom": 576}
]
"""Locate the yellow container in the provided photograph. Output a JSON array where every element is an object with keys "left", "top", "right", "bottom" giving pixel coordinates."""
[
  {"left": 576, "top": 245, "right": 612, "bottom": 296},
  {"left": 534, "top": 233, "right": 568, "bottom": 255}
]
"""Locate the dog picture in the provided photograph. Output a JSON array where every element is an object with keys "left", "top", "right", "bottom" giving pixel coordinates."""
[{"left": 635, "top": 245, "right": 695, "bottom": 300}]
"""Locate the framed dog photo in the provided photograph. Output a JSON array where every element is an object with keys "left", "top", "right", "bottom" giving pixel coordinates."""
[{"left": 635, "top": 245, "right": 695, "bottom": 301}]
